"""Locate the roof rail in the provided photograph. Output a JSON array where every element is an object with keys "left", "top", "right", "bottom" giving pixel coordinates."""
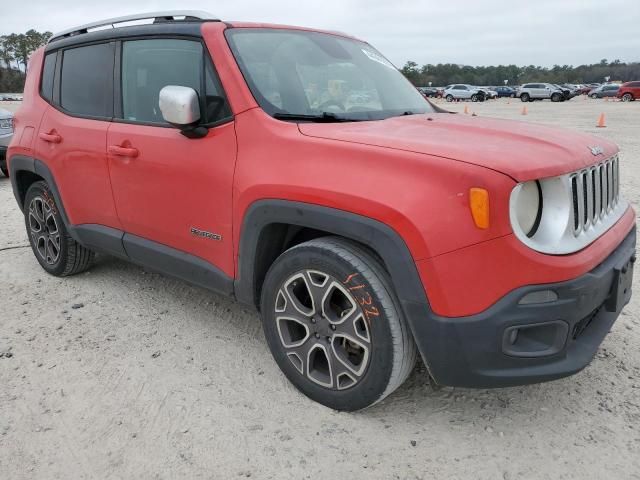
[{"left": 49, "top": 10, "right": 219, "bottom": 42}]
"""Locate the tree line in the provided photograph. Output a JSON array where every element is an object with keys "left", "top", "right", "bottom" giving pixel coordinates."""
[
  {"left": 0, "top": 30, "right": 52, "bottom": 92},
  {"left": 400, "top": 59, "right": 640, "bottom": 87}
]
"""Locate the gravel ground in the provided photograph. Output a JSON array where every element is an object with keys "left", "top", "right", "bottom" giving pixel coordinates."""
[{"left": 1, "top": 98, "right": 639, "bottom": 480}]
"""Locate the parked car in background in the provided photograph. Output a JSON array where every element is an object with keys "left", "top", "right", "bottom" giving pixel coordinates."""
[
  {"left": 516, "top": 83, "right": 565, "bottom": 102},
  {"left": 0, "top": 107, "right": 14, "bottom": 176},
  {"left": 589, "top": 84, "right": 620, "bottom": 98},
  {"left": 443, "top": 84, "right": 485, "bottom": 102},
  {"left": 617, "top": 81, "right": 640, "bottom": 102},
  {"left": 418, "top": 87, "right": 439, "bottom": 98},
  {"left": 482, "top": 88, "right": 498, "bottom": 99},
  {"left": 494, "top": 86, "right": 516, "bottom": 97},
  {"left": 558, "top": 84, "right": 579, "bottom": 99}
]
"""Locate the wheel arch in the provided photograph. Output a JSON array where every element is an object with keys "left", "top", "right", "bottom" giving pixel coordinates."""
[
  {"left": 235, "top": 200, "right": 430, "bottom": 313},
  {"left": 9, "top": 155, "right": 78, "bottom": 240}
]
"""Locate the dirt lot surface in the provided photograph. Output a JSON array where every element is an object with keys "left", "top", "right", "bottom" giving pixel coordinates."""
[{"left": 1, "top": 98, "right": 639, "bottom": 479}]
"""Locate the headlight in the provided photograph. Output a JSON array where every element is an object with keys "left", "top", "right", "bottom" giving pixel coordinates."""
[
  {"left": 511, "top": 180, "right": 542, "bottom": 237},
  {"left": 0, "top": 117, "right": 13, "bottom": 132}
]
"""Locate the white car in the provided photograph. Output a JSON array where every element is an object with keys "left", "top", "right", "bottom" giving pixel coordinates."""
[
  {"left": 0, "top": 107, "right": 13, "bottom": 177},
  {"left": 443, "top": 84, "right": 485, "bottom": 102}
]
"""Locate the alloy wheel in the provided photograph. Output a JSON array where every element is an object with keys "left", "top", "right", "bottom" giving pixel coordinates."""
[
  {"left": 28, "top": 196, "right": 61, "bottom": 265},
  {"left": 274, "top": 269, "right": 371, "bottom": 390}
]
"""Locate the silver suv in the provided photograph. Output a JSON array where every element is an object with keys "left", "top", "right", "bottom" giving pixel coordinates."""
[
  {"left": 0, "top": 107, "right": 14, "bottom": 177},
  {"left": 517, "top": 83, "right": 565, "bottom": 102},
  {"left": 443, "top": 84, "right": 485, "bottom": 102}
]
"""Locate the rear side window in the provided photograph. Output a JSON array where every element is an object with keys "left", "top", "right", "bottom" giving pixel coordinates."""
[
  {"left": 60, "top": 43, "right": 114, "bottom": 118},
  {"left": 121, "top": 38, "right": 231, "bottom": 125},
  {"left": 40, "top": 53, "right": 56, "bottom": 103}
]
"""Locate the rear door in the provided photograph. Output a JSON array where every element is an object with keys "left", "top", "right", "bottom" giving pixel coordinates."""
[
  {"left": 35, "top": 42, "right": 121, "bottom": 230},
  {"left": 107, "top": 38, "right": 237, "bottom": 276}
]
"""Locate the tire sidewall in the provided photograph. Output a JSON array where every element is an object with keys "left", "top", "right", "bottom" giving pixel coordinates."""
[
  {"left": 24, "top": 181, "right": 70, "bottom": 276},
  {"left": 260, "top": 244, "right": 397, "bottom": 411}
]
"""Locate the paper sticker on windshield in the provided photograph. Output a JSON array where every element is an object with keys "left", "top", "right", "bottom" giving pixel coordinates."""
[{"left": 361, "top": 49, "right": 396, "bottom": 70}]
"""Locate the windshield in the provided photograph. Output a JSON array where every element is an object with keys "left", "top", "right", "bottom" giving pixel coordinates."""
[{"left": 225, "top": 28, "right": 434, "bottom": 121}]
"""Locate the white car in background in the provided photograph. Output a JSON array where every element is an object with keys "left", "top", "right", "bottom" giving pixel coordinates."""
[
  {"left": 443, "top": 84, "right": 485, "bottom": 102},
  {"left": 0, "top": 107, "right": 13, "bottom": 177}
]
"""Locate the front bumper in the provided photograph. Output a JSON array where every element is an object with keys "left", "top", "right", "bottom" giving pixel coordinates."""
[{"left": 411, "top": 227, "right": 636, "bottom": 388}]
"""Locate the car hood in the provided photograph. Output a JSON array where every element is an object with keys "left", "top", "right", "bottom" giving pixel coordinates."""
[{"left": 298, "top": 113, "right": 618, "bottom": 182}]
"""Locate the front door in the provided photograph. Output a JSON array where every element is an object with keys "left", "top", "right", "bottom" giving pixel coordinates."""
[{"left": 107, "top": 38, "right": 236, "bottom": 277}]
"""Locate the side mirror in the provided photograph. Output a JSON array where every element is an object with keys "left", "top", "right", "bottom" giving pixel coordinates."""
[{"left": 159, "top": 86, "right": 207, "bottom": 138}]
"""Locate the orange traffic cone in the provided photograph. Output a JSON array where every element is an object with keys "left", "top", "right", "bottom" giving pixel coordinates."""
[
  {"left": 596, "top": 113, "right": 606, "bottom": 128},
  {"left": 464, "top": 105, "right": 469, "bottom": 114},
  {"left": 521, "top": 106, "right": 528, "bottom": 115}
]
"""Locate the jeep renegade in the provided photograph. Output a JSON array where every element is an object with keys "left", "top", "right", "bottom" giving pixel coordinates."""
[{"left": 7, "top": 11, "right": 636, "bottom": 411}]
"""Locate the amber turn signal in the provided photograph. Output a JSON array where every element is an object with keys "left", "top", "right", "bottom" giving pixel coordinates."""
[{"left": 469, "top": 188, "right": 490, "bottom": 229}]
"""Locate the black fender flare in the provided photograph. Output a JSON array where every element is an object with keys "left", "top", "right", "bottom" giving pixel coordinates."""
[{"left": 9, "top": 154, "right": 80, "bottom": 243}]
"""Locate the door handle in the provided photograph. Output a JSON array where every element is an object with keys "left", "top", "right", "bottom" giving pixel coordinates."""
[
  {"left": 39, "top": 132, "right": 62, "bottom": 144},
  {"left": 108, "top": 145, "right": 139, "bottom": 158}
]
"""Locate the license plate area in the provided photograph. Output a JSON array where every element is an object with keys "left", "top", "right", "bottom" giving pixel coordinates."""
[{"left": 605, "top": 254, "right": 635, "bottom": 312}]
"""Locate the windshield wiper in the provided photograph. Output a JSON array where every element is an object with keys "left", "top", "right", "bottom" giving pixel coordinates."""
[{"left": 273, "top": 112, "right": 361, "bottom": 123}]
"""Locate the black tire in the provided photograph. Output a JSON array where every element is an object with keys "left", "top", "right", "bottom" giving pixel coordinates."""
[
  {"left": 0, "top": 166, "right": 8, "bottom": 177},
  {"left": 445, "top": 94, "right": 454, "bottom": 102},
  {"left": 471, "top": 94, "right": 478, "bottom": 102},
  {"left": 510, "top": 93, "right": 516, "bottom": 98},
  {"left": 551, "top": 93, "right": 562, "bottom": 102},
  {"left": 520, "top": 93, "right": 530, "bottom": 102},
  {"left": 590, "top": 93, "right": 597, "bottom": 99},
  {"left": 24, "top": 181, "right": 94, "bottom": 276},
  {"left": 622, "top": 93, "right": 634, "bottom": 102},
  {"left": 260, "top": 237, "right": 417, "bottom": 411}
]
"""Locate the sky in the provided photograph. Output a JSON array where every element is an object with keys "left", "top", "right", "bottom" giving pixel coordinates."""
[{"left": 1, "top": 0, "right": 639, "bottom": 68}]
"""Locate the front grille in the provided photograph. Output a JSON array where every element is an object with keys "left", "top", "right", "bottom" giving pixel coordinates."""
[{"left": 570, "top": 156, "right": 619, "bottom": 235}]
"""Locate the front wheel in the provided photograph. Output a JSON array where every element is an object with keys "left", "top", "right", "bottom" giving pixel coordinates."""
[
  {"left": 24, "top": 181, "right": 95, "bottom": 276},
  {"left": 471, "top": 94, "right": 479, "bottom": 102},
  {"left": 445, "top": 94, "right": 454, "bottom": 102},
  {"left": 551, "top": 93, "right": 562, "bottom": 102},
  {"left": 260, "top": 237, "right": 417, "bottom": 411},
  {"left": 590, "top": 93, "right": 597, "bottom": 99},
  {"left": 520, "top": 93, "right": 530, "bottom": 102}
]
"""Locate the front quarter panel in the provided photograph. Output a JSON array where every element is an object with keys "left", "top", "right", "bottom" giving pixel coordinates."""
[{"left": 232, "top": 109, "right": 516, "bottom": 266}]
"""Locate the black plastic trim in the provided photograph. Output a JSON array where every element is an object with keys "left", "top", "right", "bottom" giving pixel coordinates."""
[
  {"left": 235, "top": 200, "right": 427, "bottom": 308},
  {"left": 71, "top": 224, "right": 127, "bottom": 259},
  {"left": 122, "top": 233, "right": 234, "bottom": 296}
]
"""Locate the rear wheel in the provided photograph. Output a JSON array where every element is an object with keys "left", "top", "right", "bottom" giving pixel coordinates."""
[
  {"left": 260, "top": 237, "right": 417, "bottom": 411},
  {"left": 520, "top": 93, "right": 530, "bottom": 102},
  {"left": 622, "top": 93, "right": 634, "bottom": 102},
  {"left": 24, "top": 181, "right": 95, "bottom": 276}
]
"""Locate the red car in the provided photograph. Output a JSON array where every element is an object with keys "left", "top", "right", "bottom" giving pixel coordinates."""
[
  {"left": 7, "top": 12, "right": 636, "bottom": 411},
  {"left": 617, "top": 81, "right": 640, "bottom": 102}
]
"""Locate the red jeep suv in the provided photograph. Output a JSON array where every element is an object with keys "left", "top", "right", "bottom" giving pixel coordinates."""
[
  {"left": 617, "top": 81, "right": 640, "bottom": 102},
  {"left": 7, "top": 12, "right": 636, "bottom": 410}
]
